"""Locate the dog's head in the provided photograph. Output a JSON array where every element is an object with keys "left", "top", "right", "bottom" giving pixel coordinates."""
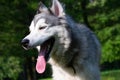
[
  {"left": 21, "top": 0, "right": 71, "bottom": 74},
  {"left": 22, "top": 0, "right": 66, "bottom": 49}
]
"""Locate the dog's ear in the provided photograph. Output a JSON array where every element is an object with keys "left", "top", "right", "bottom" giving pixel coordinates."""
[
  {"left": 36, "top": 2, "right": 49, "bottom": 14},
  {"left": 51, "top": 0, "right": 65, "bottom": 17}
]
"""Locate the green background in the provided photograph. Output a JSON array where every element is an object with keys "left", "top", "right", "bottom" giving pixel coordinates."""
[{"left": 0, "top": 0, "right": 120, "bottom": 80}]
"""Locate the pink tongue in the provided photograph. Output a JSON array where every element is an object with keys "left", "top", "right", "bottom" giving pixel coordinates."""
[{"left": 36, "top": 56, "right": 46, "bottom": 74}]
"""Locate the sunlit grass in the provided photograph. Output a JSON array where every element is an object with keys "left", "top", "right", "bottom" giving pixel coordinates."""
[
  {"left": 39, "top": 70, "right": 120, "bottom": 80},
  {"left": 101, "top": 70, "right": 120, "bottom": 80},
  {"left": 39, "top": 78, "right": 51, "bottom": 80}
]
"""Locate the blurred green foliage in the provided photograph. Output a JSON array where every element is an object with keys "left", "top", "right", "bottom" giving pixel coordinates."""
[
  {"left": 0, "top": 56, "right": 22, "bottom": 80},
  {"left": 86, "top": 0, "right": 120, "bottom": 63},
  {"left": 0, "top": 0, "right": 120, "bottom": 79}
]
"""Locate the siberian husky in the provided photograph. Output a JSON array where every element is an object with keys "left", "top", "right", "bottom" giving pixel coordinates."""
[{"left": 21, "top": 0, "right": 101, "bottom": 80}]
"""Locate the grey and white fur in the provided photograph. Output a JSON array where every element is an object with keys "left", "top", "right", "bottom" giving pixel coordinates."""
[{"left": 21, "top": 0, "right": 101, "bottom": 80}]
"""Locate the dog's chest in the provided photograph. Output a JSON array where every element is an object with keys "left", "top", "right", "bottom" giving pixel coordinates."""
[{"left": 51, "top": 65, "right": 76, "bottom": 80}]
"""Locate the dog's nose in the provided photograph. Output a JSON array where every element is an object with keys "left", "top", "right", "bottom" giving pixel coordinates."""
[{"left": 21, "top": 39, "right": 29, "bottom": 50}]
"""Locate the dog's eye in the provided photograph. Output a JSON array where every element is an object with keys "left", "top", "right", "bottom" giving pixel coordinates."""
[{"left": 39, "top": 26, "right": 47, "bottom": 30}]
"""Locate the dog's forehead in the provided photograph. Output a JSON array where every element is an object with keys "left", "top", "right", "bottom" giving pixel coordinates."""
[
  {"left": 33, "top": 13, "right": 59, "bottom": 26},
  {"left": 33, "top": 14, "right": 46, "bottom": 25}
]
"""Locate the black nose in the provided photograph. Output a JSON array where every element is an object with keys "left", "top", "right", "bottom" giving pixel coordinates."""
[{"left": 21, "top": 39, "right": 29, "bottom": 50}]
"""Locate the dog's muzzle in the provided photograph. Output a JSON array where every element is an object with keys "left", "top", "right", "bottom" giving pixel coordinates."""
[{"left": 21, "top": 39, "right": 29, "bottom": 50}]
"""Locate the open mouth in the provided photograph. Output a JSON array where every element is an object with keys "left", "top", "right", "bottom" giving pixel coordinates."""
[{"left": 36, "top": 37, "right": 55, "bottom": 74}]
